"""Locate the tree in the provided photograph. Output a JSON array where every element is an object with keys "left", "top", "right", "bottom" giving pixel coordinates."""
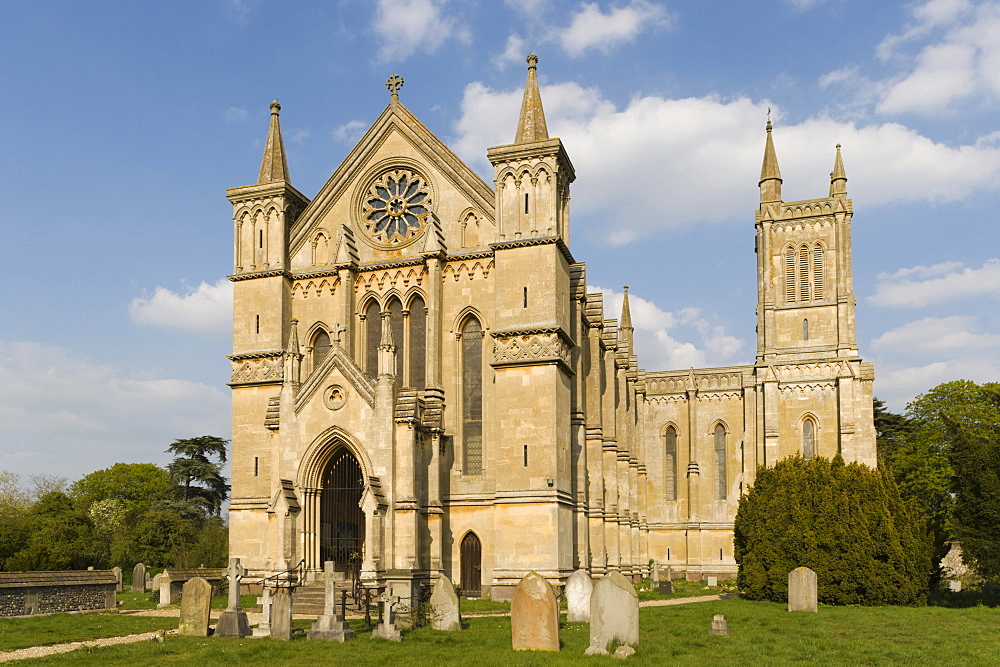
[
  {"left": 166, "top": 436, "right": 230, "bottom": 517},
  {"left": 907, "top": 380, "right": 1000, "bottom": 580},
  {"left": 69, "top": 463, "right": 174, "bottom": 514},
  {"left": 6, "top": 492, "right": 101, "bottom": 571},
  {"left": 734, "top": 455, "right": 933, "bottom": 605},
  {"left": 0, "top": 471, "right": 30, "bottom": 571}
]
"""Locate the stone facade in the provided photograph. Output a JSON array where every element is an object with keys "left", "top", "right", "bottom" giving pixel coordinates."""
[
  {"left": 0, "top": 571, "right": 117, "bottom": 617},
  {"left": 227, "top": 57, "right": 877, "bottom": 598}
]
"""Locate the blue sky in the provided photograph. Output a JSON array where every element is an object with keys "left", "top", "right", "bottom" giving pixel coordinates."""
[{"left": 2, "top": 0, "right": 999, "bottom": 482}]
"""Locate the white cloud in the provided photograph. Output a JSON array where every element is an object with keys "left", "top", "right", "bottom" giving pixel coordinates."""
[
  {"left": 590, "top": 286, "right": 744, "bottom": 369},
  {"left": 559, "top": 1, "right": 671, "bottom": 57},
  {"left": 0, "top": 341, "right": 229, "bottom": 479},
  {"left": 226, "top": 106, "right": 247, "bottom": 121},
  {"left": 333, "top": 120, "right": 368, "bottom": 145},
  {"left": 871, "top": 315, "right": 1000, "bottom": 353},
  {"left": 291, "top": 128, "right": 310, "bottom": 144},
  {"left": 372, "top": 0, "right": 461, "bottom": 63},
  {"left": 494, "top": 34, "right": 526, "bottom": 70},
  {"left": 452, "top": 80, "right": 1000, "bottom": 243},
  {"left": 868, "top": 258, "right": 1000, "bottom": 307},
  {"left": 129, "top": 279, "right": 233, "bottom": 336}
]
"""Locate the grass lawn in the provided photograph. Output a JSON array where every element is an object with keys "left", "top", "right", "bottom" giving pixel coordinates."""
[
  {"left": 116, "top": 592, "right": 258, "bottom": 612},
  {"left": 0, "top": 614, "right": 177, "bottom": 652},
  {"left": 10, "top": 597, "right": 1000, "bottom": 665}
]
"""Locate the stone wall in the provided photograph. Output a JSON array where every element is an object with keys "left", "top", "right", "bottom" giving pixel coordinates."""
[{"left": 0, "top": 571, "right": 117, "bottom": 617}]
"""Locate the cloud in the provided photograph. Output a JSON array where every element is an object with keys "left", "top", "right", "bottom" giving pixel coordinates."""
[
  {"left": 226, "top": 106, "right": 248, "bottom": 122},
  {"left": 291, "top": 129, "right": 310, "bottom": 144},
  {"left": 333, "top": 120, "right": 368, "bottom": 145},
  {"left": 589, "top": 286, "right": 744, "bottom": 369},
  {"left": 494, "top": 34, "right": 526, "bottom": 70},
  {"left": 558, "top": 1, "right": 672, "bottom": 57},
  {"left": 372, "top": 0, "right": 462, "bottom": 63},
  {"left": 452, "top": 80, "right": 1000, "bottom": 243},
  {"left": 0, "top": 340, "right": 229, "bottom": 479},
  {"left": 871, "top": 315, "right": 1000, "bottom": 353},
  {"left": 868, "top": 258, "right": 1000, "bottom": 307},
  {"left": 225, "top": 0, "right": 262, "bottom": 26},
  {"left": 129, "top": 279, "right": 233, "bottom": 336}
]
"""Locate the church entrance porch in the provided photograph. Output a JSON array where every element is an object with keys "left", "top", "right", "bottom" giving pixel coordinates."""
[{"left": 319, "top": 449, "right": 365, "bottom": 577}]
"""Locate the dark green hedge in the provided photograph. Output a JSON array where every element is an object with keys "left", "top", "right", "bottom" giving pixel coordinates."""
[{"left": 734, "top": 455, "right": 933, "bottom": 605}]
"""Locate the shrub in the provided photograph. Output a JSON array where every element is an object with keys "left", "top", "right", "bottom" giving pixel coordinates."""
[{"left": 734, "top": 455, "right": 933, "bottom": 605}]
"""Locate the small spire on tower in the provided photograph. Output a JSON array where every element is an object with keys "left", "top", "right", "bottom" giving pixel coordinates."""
[
  {"left": 620, "top": 285, "right": 634, "bottom": 347},
  {"left": 759, "top": 120, "right": 782, "bottom": 203},
  {"left": 830, "top": 143, "right": 847, "bottom": 197},
  {"left": 514, "top": 54, "right": 549, "bottom": 144},
  {"left": 258, "top": 100, "right": 290, "bottom": 184}
]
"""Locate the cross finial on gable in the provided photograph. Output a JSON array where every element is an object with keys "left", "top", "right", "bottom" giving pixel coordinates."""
[{"left": 386, "top": 74, "right": 404, "bottom": 99}]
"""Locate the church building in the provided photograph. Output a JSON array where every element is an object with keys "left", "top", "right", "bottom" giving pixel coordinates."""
[{"left": 226, "top": 56, "right": 877, "bottom": 600}]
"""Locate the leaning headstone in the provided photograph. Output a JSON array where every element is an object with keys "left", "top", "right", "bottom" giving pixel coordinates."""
[
  {"left": 586, "top": 570, "right": 639, "bottom": 656},
  {"left": 370, "top": 592, "right": 402, "bottom": 641},
  {"left": 112, "top": 567, "right": 122, "bottom": 592},
  {"left": 511, "top": 571, "right": 559, "bottom": 652},
  {"left": 131, "top": 563, "right": 146, "bottom": 592},
  {"left": 788, "top": 567, "right": 818, "bottom": 613},
  {"left": 430, "top": 573, "right": 461, "bottom": 631},
  {"left": 270, "top": 588, "right": 293, "bottom": 641},
  {"left": 308, "top": 561, "right": 356, "bottom": 641},
  {"left": 214, "top": 558, "right": 252, "bottom": 637},
  {"left": 706, "top": 576, "right": 718, "bottom": 587},
  {"left": 565, "top": 569, "right": 593, "bottom": 623},
  {"left": 177, "top": 577, "right": 212, "bottom": 637},
  {"left": 658, "top": 581, "right": 674, "bottom": 596},
  {"left": 709, "top": 614, "right": 730, "bottom": 636}
]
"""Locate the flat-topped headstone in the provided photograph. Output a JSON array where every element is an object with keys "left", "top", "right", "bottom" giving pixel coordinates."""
[
  {"left": 709, "top": 613, "right": 729, "bottom": 636},
  {"left": 112, "top": 567, "right": 122, "bottom": 592},
  {"left": 511, "top": 571, "right": 559, "bottom": 652},
  {"left": 430, "top": 573, "right": 461, "bottom": 631},
  {"left": 586, "top": 570, "right": 639, "bottom": 656},
  {"left": 131, "top": 563, "right": 146, "bottom": 592},
  {"left": 565, "top": 569, "right": 593, "bottom": 623},
  {"left": 706, "top": 576, "right": 718, "bottom": 587},
  {"left": 177, "top": 577, "right": 212, "bottom": 637},
  {"left": 270, "top": 588, "right": 293, "bottom": 641},
  {"left": 214, "top": 558, "right": 252, "bottom": 637},
  {"left": 658, "top": 581, "right": 673, "bottom": 595},
  {"left": 370, "top": 591, "right": 402, "bottom": 641},
  {"left": 788, "top": 567, "right": 818, "bottom": 612},
  {"left": 308, "top": 561, "right": 355, "bottom": 642}
]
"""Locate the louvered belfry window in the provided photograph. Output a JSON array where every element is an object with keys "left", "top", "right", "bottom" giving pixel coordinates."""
[
  {"left": 462, "top": 317, "right": 484, "bottom": 475},
  {"left": 785, "top": 247, "right": 796, "bottom": 303},
  {"left": 813, "top": 244, "right": 824, "bottom": 300},
  {"left": 409, "top": 295, "right": 426, "bottom": 388},
  {"left": 799, "top": 244, "right": 810, "bottom": 301}
]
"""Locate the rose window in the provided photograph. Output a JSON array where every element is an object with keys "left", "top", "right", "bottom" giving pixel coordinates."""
[{"left": 360, "top": 169, "right": 432, "bottom": 245}]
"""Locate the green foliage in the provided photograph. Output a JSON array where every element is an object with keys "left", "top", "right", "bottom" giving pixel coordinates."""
[
  {"left": 735, "top": 455, "right": 933, "bottom": 605},
  {"left": 5, "top": 492, "right": 102, "bottom": 571},
  {"left": 166, "top": 436, "right": 230, "bottom": 517},
  {"left": 69, "top": 463, "right": 173, "bottom": 514}
]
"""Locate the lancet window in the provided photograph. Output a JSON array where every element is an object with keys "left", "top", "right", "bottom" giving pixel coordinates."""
[
  {"left": 364, "top": 300, "right": 380, "bottom": 379},
  {"left": 664, "top": 425, "right": 678, "bottom": 501},
  {"left": 714, "top": 423, "right": 727, "bottom": 500},
  {"left": 408, "top": 295, "right": 427, "bottom": 388},
  {"left": 461, "top": 316, "right": 484, "bottom": 476},
  {"left": 312, "top": 329, "right": 331, "bottom": 372},
  {"left": 803, "top": 417, "right": 816, "bottom": 460}
]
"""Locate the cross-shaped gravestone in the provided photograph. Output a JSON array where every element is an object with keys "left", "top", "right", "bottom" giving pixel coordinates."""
[
  {"left": 378, "top": 591, "right": 399, "bottom": 622},
  {"left": 386, "top": 75, "right": 404, "bottom": 97},
  {"left": 371, "top": 591, "right": 402, "bottom": 642},
  {"left": 227, "top": 559, "right": 246, "bottom": 612}
]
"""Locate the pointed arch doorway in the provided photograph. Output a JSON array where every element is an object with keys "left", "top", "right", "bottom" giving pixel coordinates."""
[
  {"left": 320, "top": 449, "right": 365, "bottom": 574},
  {"left": 460, "top": 532, "right": 482, "bottom": 597}
]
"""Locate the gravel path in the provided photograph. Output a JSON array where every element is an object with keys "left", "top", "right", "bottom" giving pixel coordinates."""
[{"left": 0, "top": 596, "right": 723, "bottom": 662}]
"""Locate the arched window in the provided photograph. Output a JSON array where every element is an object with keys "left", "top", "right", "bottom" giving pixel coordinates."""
[
  {"left": 799, "top": 244, "right": 810, "bottom": 302},
  {"left": 386, "top": 297, "right": 404, "bottom": 392},
  {"left": 312, "top": 329, "right": 331, "bottom": 371},
  {"left": 785, "top": 246, "right": 796, "bottom": 303},
  {"left": 408, "top": 295, "right": 426, "bottom": 388},
  {"left": 461, "top": 317, "right": 484, "bottom": 475},
  {"left": 803, "top": 418, "right": 816, "bottom": 460},
  {"left": 813, "top": 244, "right": 824, "bottom": 300},
  {"left": 364, "top": 300, "right": 380, "bottom": 380},
  {"left": 803, "top": 318, "right": 809, "bottom": 341},
  {"left": 714, "top": 423, "right": 727, "bottom": 500},
  {"left": 664, "top": 425, "right": 678, "bottom": 501}
]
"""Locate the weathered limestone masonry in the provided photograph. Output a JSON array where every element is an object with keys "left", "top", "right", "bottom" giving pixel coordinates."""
[
  {"left": 0, "top": 571, "right": 117, "bottom": 617},
  {"left": 227, "top": 55, "right": 877, "bottom": 598}
]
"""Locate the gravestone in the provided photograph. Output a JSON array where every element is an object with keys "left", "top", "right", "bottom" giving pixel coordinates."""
[
  {"left": 177, "top": 577, "right": 212, "bottom": 637},
  {"left": 131, "top": 563, "right": 146, "bottom": 592},
  {"left": 270, "top": 588, "right": 293, "bottom": 641},
  {"left": 112, "top": 567, "right": 122, "bottom": 593},
  {"left": 510, "top": 571, "right": 559, "bottom": 652},
  {"left": 709, "top": 614, "right": 729, "bottom": 636},
  {"left": 948, "top": 580, "right": 962, "bottom": 592},
  {"left": 658, "top": 581, "right": 673, "bottom": 595},
  {"left": 214, "top": 558, "right": 252, "bottom": 637},
  {"left": 665, "top": 566, "right": 673, "bottom": 581},
  {"left": 430, "top": 573, "right": 461, "bottom": 631},
  {"left": 788, "top": 567, "right": 818, "bottom": 613},
  {"left": 565, "top": 569, "right": 593, "bottom": 623},
  {"left": 144, "top": 573, "right": 152, "bottom": 591},
  {"left": 707, "top": 576, "right": 718, "bottom": 587},
  {"left": 586, "top": 570, "right": 639, "bottom": 656},
  {"left": 370, "top": 592, "right": 402, "bottom": 641},
  {"left": 308, "top": 561, "right": 355, "bottom": 641},
  {"left": 652, "top": 562, "right": 660, "bottom": 583},
  {"left": 252, "top": 588, "right": 272, "bottom": 637}
]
